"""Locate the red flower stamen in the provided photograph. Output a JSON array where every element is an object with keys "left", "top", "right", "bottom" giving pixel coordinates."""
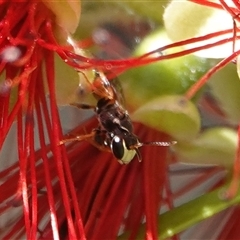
[
  {"left": 217, "top": 206, "right": 240, "bottom": 238},
  {"left": 189, "top": 0, "right": 224, "bottom": 10},
  {"left": 185, "top": 49, "right": 240, "bottom": 99},
  {"left": 0, "top": 1, "right": 86, "bottom": 239}
]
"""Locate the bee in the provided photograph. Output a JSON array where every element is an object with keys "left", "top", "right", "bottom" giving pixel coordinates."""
[{"left": 60, "top": 70, "right": 175, "bottom": 164}]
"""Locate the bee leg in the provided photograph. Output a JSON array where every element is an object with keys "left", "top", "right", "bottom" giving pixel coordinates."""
[
  {"left": 59, "top": 128, "right": 111, "bottom": 154},
  {"left": 59, "top": 132, "right": 96, "bottom": 145},
  {"left": 89, "top": 128, "right": 111, "bottom": 153}
]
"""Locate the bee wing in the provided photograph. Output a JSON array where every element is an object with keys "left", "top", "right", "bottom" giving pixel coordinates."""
[
  {"left": 92, "top": 70, "right": 115, "bottom": 100},
  {"left": 91, "top": 70, "right": 124, "bottom": 103},
  {"left": 110, "top": 77, "right": 126, "bottom": 107}
]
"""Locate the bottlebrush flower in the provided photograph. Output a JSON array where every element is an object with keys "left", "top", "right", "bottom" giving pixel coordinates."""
[
  {"left": 1, "top": 0, "right": 240, "bottom": 240},
  {"left": 0, "top": 1, "right": 175, "bottom": 239},
  {"left": 0, "top": 1, "right": 84, "bottom": 239}
]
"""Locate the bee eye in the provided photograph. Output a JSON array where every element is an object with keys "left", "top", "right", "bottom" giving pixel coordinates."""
[
  {"left": 111, "top": 136, "right": 124, "bottom": 159},
  {"left": 111, "top": 136, "right": 136, "bottom": 164}
]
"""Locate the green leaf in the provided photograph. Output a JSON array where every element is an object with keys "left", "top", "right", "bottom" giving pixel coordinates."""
[
  {"left": 163, "top": 0, "right": 236, "bottom": 58},
  {"left": 175, "top": 127, "right": 237, "bottom": 168},
  {"left": 42, "top": 0, "right": 81, "bottom": 34},
  {"left": 54, "top": 54, "right": 79, "bottom": 105},
  {"left": 121, "top": 1, "right": 168, "bottom": 24},
  {"left": 121, "top": 29, "right": 215, "bottom": 111},
  {"left": 118, "top": 183, "right": 240, "bottom": 239},
  {"left": 132, "top": 95, "right": 200, "bottom": 141},
  {"left": 76, "top": 1, "right": 162, "bottom": 39},
  {"left": 159, "top": 184, "right": 240, "bottom": 239},
  {"left": 164, "top": 0, "right": 214, "bottom": 42},
  {"left": 209, "top": 62, "right": 240, "bottom": 124},
  {"left": 54, "top": 53, "right": 97, "bottom": 106}
]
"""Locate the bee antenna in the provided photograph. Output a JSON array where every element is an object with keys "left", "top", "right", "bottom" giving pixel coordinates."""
[
  {"left": 131, "top": 141, "right": 176, "bottom": 150},
  {"left": 141, "top": 141, "right": 177, "bottom": 147}
]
